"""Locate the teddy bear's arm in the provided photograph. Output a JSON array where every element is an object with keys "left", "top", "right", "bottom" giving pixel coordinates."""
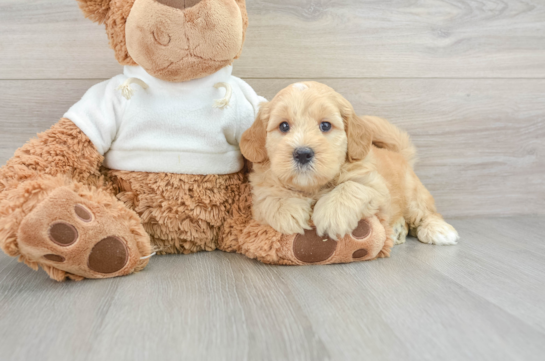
[
  {"left": 0, "top": 118, "right": 104, "bottom": 195},
  {"left": 231, "top": 76, "right": 268, "bottom": 145},
  {"left": 0, "top": 74, "right": 128, "bottom": 195}
]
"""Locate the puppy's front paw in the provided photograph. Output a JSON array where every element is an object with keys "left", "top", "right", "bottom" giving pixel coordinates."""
[
  {"left": 261, "top": 198, "right": 313, "bottom": 235},
  {"left": 312, "top": 196, "right": 363, "bottom": 240}
]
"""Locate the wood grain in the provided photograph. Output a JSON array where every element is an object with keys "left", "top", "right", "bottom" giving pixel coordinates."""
[
  {"left": 1, "top": 78, "right": 543, "bottom": 217},
  {"left": 1, "top": 216, "right": 545, "bottom": 361},
  {"left": 1, "top": 0, "right": 544, "bottom": 80}
]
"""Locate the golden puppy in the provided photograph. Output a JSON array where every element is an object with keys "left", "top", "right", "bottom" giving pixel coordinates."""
[{"left": 240, "top": 82, "right": 459, "bottom": 245}]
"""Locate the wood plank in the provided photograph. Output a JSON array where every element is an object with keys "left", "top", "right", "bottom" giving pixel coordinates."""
[
  {"left": 1, "top": 0, "right": 545, "bottom": 80},
  {"left": 411, "top": 216, "right": 545, "bottom": 334},
  {"left": 1, "top": 78, "right": 543, "bottom": 217},
  {"left": 276, "top": 253, "right": 545, "bottom": 361},
  {"left": 1, "top": 217, "right": 545, "bottom": 361}
]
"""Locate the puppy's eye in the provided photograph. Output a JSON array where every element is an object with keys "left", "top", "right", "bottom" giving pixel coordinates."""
[
  {"left": 320, "top": 122, "right": 332, "bottom": 132},
  {"left": 279, "top": 122, "right": 290, "bottom": 133}
]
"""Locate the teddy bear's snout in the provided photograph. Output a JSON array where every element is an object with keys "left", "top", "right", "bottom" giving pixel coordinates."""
[
  {"left": 157, "top": 0, "right": 203, "bottom": 10},
  {"left": 126, "top": 0, "right": 244, "bottom": 82}
]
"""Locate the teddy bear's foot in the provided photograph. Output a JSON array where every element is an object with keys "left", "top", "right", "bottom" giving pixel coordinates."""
[
  {"left": 285, "top": 216, "right": 390, "bottom": 265},
  {"left": 0, "top": 177, "right": 152, "bottom": 281},
  {"left": 238, "top": 216, "right": 393, "bottom": 266}
]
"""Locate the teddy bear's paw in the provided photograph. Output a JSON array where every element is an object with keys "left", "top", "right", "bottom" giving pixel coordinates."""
[
  {"left": 280, "top": 216, "right": 388, "bottom": 265},
  {"left": 17, "top": 186, "right": 151, "bottom": 281}
]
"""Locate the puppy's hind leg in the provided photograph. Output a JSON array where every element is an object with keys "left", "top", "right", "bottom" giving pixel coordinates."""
[
  {"left": 405, "top": 171, "right": 459, "bottom": 246},
  {"left": 415, "top": 214, "right": 459, "bottom": 245}
]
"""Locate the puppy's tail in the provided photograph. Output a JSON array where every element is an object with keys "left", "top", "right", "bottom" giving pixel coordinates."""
[{"left": 363, "top": 116, "right": 417, "bottom": 167}]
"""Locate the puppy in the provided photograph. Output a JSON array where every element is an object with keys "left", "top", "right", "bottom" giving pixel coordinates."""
[{"left": 240, "top": 82, "right": 459, "bottom": 245}]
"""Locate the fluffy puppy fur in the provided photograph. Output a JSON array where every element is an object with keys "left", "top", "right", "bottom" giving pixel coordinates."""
[{"left": 241, "top": 82, "right": 459, "bottom": 245}]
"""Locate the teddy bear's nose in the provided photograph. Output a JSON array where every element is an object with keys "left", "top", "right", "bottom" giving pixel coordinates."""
[{"left": 157, "top": 0, "right": 202, "bottom": 10}]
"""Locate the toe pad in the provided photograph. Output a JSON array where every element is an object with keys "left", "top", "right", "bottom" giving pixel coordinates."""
[
  {"left": 352, "top": 220, "right": 371, "bottom": 239},
  {"left": 43, "top": 254, "right": 66, "bottom": 262},
  {"left": 48, "top": 222, "right": 78, "bottom": 246},
  {"left": 74, "top": 204, "right": 93, "bottom": 222}
]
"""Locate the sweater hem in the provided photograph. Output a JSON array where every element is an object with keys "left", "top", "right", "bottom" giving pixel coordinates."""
[{"left": 103, "top": 150, "right": 245, "bottom": 175}]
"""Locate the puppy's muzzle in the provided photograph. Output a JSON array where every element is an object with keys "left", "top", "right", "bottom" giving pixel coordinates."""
[{"left": 293, "top": 147, "right": 315, "bottom": 166}]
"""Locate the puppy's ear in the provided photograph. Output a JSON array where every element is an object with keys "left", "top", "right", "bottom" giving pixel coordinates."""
[
  {"left": 240, "top": 103, "right": 271, "bottom": 163},
  {"left": 339, "top": 97, "right": 373, "bottom": 162},
  {"left": 76, "top": 0, "right": 111, "bottom": 24}
]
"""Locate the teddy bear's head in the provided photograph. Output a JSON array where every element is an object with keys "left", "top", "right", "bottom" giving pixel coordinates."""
[{"left": 77, "top": 0, "right": 248, "bottom": 82}]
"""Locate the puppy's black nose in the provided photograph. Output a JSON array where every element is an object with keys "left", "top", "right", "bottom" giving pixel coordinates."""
[{"left": 293, "top": 147, "right": 315, "bottom": 165}]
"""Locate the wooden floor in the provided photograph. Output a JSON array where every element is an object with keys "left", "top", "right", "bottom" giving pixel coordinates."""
[{"left": 0, "top": 216, "right": 544, "bottom": 361}]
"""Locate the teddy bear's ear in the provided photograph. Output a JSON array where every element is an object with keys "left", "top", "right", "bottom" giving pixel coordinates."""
[
  {"left": 76, "top": 0, "right": 137, "bottom": 66},
  {"left": 76, "top": 0, "right": 111, "bottom": 24},
  {"left": 234, "top": 0, "right": 249, "bottom": 59}
]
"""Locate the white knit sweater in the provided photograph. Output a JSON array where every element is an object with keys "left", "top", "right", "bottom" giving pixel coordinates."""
[{"left": 64, "top": 65, "right": 265, "bottom": 175}]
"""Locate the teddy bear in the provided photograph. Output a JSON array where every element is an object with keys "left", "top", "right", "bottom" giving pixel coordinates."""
[{"left": 0, "top": 0, "right": 391, "bottom": 282}]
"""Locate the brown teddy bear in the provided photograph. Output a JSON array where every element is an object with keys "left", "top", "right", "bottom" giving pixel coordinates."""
[{"left": 0, "top": 0, "right": 391, "bottom": 281}]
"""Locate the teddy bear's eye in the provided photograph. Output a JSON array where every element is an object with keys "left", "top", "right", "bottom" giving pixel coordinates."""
[
  {"left": 320, "top": 122, "right": 332, "bottom": 132},
  {"left": 279, "top": 122, "right": 290, "bottom": 133}
]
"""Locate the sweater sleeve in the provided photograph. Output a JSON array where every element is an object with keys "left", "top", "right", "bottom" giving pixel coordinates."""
[
  {"left": 232, "top": 77, "right": 267, "bottom": 144},
  {"left": 63, "top": 75, "right": 127, "bottom": 155}
]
